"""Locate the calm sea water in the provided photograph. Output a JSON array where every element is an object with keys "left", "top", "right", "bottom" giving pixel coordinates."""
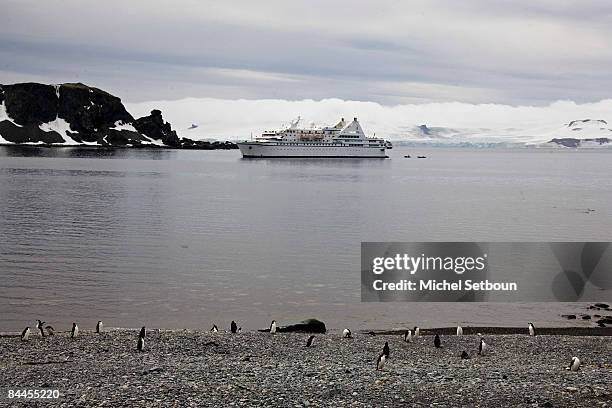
[{"left": 1, "top": 146, "right": 611, "bottom": 332}]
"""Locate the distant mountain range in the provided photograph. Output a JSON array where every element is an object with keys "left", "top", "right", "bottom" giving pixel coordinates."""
[
  {"left": 392, "top": 120, "right": 612, "bottom": 147},
  {"left": 0, "top": 82, "right": 236, "bottom": 149}
]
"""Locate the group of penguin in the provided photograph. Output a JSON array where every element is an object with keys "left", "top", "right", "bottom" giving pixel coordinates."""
[
  {"left": 389, "top": 322, "right": 580, "bottom": 372},
  {"left": 21, "top": 320, "right": 147, "bottom": 352},
  {"left": 19, "top": 319, "right": 581, "bottom": 372}
]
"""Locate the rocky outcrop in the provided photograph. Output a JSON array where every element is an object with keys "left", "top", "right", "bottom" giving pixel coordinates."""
[
  {"left": 549, "top": 137, "right": 611, "bottom": 148},
  {"left": 133, "top": 109, "right": 180, "bottom": 147},
  {"left": 0, "top": 82, "right": 236, "bottom": 149},
  {"left": 258, "top": 319, "right": 326, "bottom": 333}
]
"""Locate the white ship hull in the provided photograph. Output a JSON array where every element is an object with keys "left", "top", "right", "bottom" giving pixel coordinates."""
[{"left": 238, "top": 142, "right": 387, "bottom": 158}]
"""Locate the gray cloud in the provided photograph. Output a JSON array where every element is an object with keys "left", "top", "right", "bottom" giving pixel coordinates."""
[{"left": 1, "top": 0, "right": 611, "bottom": 104}]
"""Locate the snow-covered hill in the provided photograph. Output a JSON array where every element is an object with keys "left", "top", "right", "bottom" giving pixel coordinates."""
[{"left": 128, "top": 97, "right": 612, "bottom": 147}]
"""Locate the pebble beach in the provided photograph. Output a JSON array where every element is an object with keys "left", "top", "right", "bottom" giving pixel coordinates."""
[{"left": 1, "top": 328, "right": 610, "bottom": 407}]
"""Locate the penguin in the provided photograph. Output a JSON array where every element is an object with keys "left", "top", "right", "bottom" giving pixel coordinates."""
[
  {"left": 382, "top": 341, "right": 390, "bottom": 357},
  {"left": 305, "top": 335, "right": 315, "bottom": 347},
  {"left": 71, "top": 322, "right": 79, "bottom": 338},
  {"left": 21, "top": 327, "right": 30, "bottom": 341},
  {"left": 211, "top": 324, "right": 218, "bottom": 333},
  {"left": 96, "top": 321, "right": 103, "bottom": 334},
  {"left": 37, "top": 320, "right": 46, "bottom": 337},
  {"left": 376, "top": 352, "right": 387, "bottom": 371},
  {"left": 137, "top": 334, "right": 145, "bottom": 352},
  {"left": 461, "top": 351, "right": 470, "bottom": 359},
  {"left": 414, "top": 326, "right": 420, "bottom": 338},
  {"left": 528, "top": 322, "right": 536, "bottom": 337},
  {"left": 478, "top": 337, "right": 487, "bottom": 356},
  {"left": 45, "top": 325, "right": 55, "bottom": 336},
  {"left": 457, "top": 325, "right": 463, "bottom": 336},
  {"left": 270, "top": 320, "right": 277, "bottom": 334},
  {"left": 139, "top": 326, "right": 146, "bottom": 338},
  {"left": 237, "top": 327, "right": 242, "bottom": 333},
  {"left": 567, "top": 356, "right": 581, "bottom": 371},
  {"left": 230, "top": 321, "right": 238, "bottom": 334},
  {"left": 342, "top": 328, "right": 352, "bottom": 338},
  {"left": 404, "top": 329, "right": 413, "bottom": 342},
  {"left": 434, "top": 333, "right": 441, "bottom": 348}
]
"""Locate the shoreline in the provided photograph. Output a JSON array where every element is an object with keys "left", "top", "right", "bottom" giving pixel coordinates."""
[{"left": 2, "top": 325, "right": 611, "bottom": 337}]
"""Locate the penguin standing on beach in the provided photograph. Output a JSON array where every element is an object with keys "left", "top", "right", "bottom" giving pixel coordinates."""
[
  {"left": 342, "top": 328, "right": 352, "bottom": 338},
  {"left": 376, "top": 352, "right": 387, "bottom": 371},
  {"left": 21, "top": 327, "right": 30, "bottom": 341},
  {"left": 528, "top": 323, "right": 536, "bottom": 337},
  {"left": 231, "top": 321, "right": 238, "bottom": 334},
  {"left": 414, "top": 326, "right": 420, "bottom": 338},
  {"left": 434, "top": 334, "right": 442, "bottom": 348},
  {"left": 478, "top": 336, "right": 487, "bottom": 356},
  {"left": 382, "top": 341, "right": 390, "bottom": 357},
  {"left": 71, "top": 323, "right": 79, "bottom": 338},
  {"left": 45, "top": 325, "right": 55, "bottom": 336},
  {"left": 96, "top": 321, "right": 103, "bottom": 334},
  {"left": 211, "top": 324, "right": 219, "bottom": 333},
  {"left": 457, "top": 325, "right": 463, "bottom": 336},
  {"left": 137, "top": 332, "right": 145, "bottom": 352},
  {"left": 139, "top": 326, "right": 146, "bottom": 339},
  {"left": 305, "top": 335, "right": 315, "bottom": 347},
  {"left": 37, "top": 320, "right": 46, "bottom": 337},
  {"left": 270, "top": 320, "right": 277, "bottom": 334},
  {"left": 404, "top": 329, "right": 413, "bottom": 342},
  {"left": 567, "top": 357, "right": 581, "bottom": 371}
]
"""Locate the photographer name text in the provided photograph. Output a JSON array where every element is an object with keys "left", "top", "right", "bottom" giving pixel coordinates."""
[{"left": 372, "top": 279, "right": 518, "bottom": 291}]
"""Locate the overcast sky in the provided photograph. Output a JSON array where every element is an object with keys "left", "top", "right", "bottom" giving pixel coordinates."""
[{"left": 1, "top": 0, "right": 612, "bottom": 105}]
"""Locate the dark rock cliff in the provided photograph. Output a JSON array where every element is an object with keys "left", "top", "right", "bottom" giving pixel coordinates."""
[{"left": 0, "top": 82, "right": 236, "bottom": 149}]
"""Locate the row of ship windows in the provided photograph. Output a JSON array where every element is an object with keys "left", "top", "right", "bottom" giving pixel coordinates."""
[{"left": 272, "top": 144, "right": 382, "bottom": 147}]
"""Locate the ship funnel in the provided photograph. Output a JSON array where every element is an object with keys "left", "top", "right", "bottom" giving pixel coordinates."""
[{"left": 354, "top": 117, "right": 357, "bottom": 121}]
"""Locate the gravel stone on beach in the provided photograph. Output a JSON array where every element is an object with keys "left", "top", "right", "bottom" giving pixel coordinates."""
[{"left": 0, "top": 330, "right": 610, "bottom": 407}]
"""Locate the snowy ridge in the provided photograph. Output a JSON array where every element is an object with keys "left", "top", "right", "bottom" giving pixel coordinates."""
[{"left": 128, "top": 97, "right": 612, "bottom": 147}]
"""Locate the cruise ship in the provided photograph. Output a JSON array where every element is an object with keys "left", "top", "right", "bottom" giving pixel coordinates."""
[{"left": 237, "top": 117, "right": 391, "bottom": 158}]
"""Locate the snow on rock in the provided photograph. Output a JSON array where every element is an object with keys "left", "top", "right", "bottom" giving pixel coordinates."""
[
  {"left": 39, "top": 117, "right": 80, "bottom": 145},
  {"left": 0, "top": 100, "right": 22, "bottom": 128},
  {"left": 111, "top": 120, "right": 137, "bottom": 132}
]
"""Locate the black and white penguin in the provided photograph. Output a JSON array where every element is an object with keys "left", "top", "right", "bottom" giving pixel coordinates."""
[
  {"left": 404, "top": 329, "right": 413, "bottom": 342},
  {"left": 71, "top": 322, "right": 79, "bottom": 338},
  {"left": 21, "top": 327, "right": 30, "bottom": 341},
  {"left": 305, "top": 335, "right": 315, "bottom": 347},
  {"left": 37, "top": 320, "right": 46, "bottom": 337},
  {"left": 270, "top": 320, "right": 277, "bottom": 334},
  {"left": 567, "top": 356, "right": 581, "bottom": 371},
  {"left": 237, "top": 327, "right": 242, "bottom": 333},
  {"left": 457, "top": 325, "right": 463, "bottom": 336},
  {"left": 139, "top": 326, "right": 146, "bottom": 338},
  {"left": 382, "top": 341, "right": 390, "bottom": 357},
  {"left": 230, "top": 321, "right": 238, "bottom": 334},
  {"left": 342, "top": 328, "right": 352, "bottom": 338},
  {"left": 210, "top": 324, "right": 218, "bottom": 333},
  {"left": 434, "top": 333, "right": 441, "bottom": 348},
  {"left": 528, "top": 322, "right": 536, "bottom": 337},
  {"left": 413, "top": 326, "right": 420, "bottom": 338},
  {"left": 478, "top": 337, "right": 487, "bottom": 356},
  {"left": 461, "top": 351, "right": 470, "bottom": 359},
  {"left": 137, "top": 334, "right": 145, "bottom": 352},
  {"left": 45, "top": 325, "right": 55, "bottom": 336},
  {"left": 376, "top": 352, "right": 387, "bottom": 371},
  {"left": 96, "top": 321, "right": 103, "bottom": 334}
]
